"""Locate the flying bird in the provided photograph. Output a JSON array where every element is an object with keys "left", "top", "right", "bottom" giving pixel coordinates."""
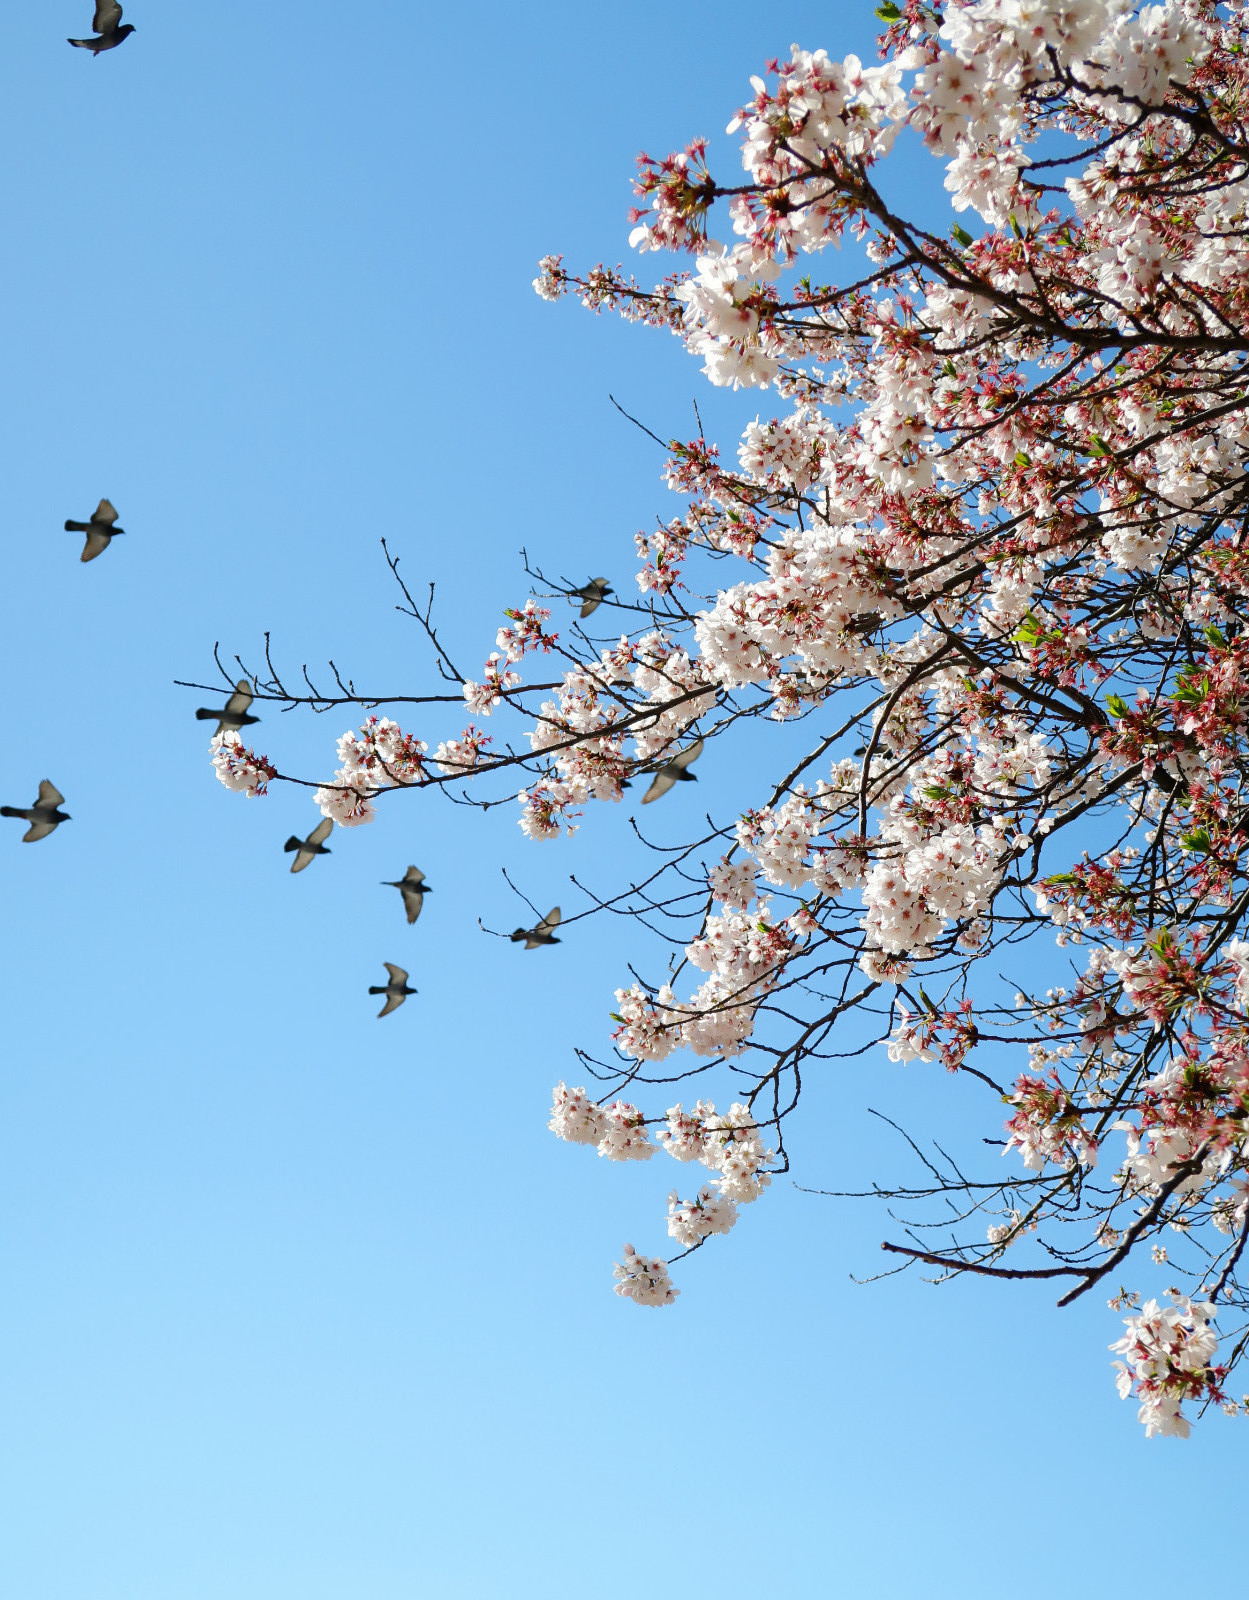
[
  {"left": 383, "top": 866, "right": 433, "bottom": 925},
  {"left": 284, "top": 817, "right": 333, "bottom": 873},
  {"left": 64, "top": 498, "right": 124, "bottom": 562},
  {"left": 571, "top": 577, "right": 613, "bottom": 618},
  {"left": 368, "top": 962, "right": 416, "bottom": 1017},
  {"left": 640, "top": 737, "right": 704, "bottom": 805},
  {"left": 510, "top": 906, "right": 561, "bottom": 948},
  {"left": 68, "top": 2, "right": 136, "bottom": 53},
  {"left": 1, "top": 780, "right": 70, "bottom": 842},
  {"left": 195, "top": 680, "right": 259, "bottom": 735}
]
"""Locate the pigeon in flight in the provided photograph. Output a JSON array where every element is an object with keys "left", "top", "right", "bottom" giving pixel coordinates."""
[
  {"left": 510, "top": 906, "right": 561, "bottom": 948},
  {"left": 284, "top": 817, "right": 333, "bottom": 873},
  {"left": 640, "top": 737, "right": 704, "bottom": 805},
  {"left": 195, "top": 680, "right": 259, "bottom": 735},
  {"left": 1, "top": 780, "right": 70, "bottom": 842},
  {"left": 571, "top": 577, "right": 613, "bottom": 618},
  {"left": 383, "top": 866, "right": 433, "bottom": 925},
  {"left": 68, "top": 2, "right": 136, "bottom": 53},
  {"left": 369, "top": 962, "right": 416, "bottom": 1017},
  {"left": 64, "top": 498, "right": 124, "bottom": 562}
]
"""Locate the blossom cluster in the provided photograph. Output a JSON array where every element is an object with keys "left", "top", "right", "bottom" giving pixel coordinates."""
[
  {"left": 314, "top": 716, "right": 429, "bottom": 827},
  {"left": 210, "top": 732, "right": 277, "bottom": 797},
  {"left": 1110, "top": 1293, "right": 1227, "bottom": 1437},
  {"left": 550, "top": 1087, "right": 774, "bottom": 1279}
]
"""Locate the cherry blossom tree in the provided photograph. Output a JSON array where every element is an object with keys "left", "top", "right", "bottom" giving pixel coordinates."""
[{"left": 188, "top": 0, "right": 1249, "bottom": 1435}]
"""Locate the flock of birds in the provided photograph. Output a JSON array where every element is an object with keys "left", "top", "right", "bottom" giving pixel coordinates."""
[
  {"left": 5, "top": 489, "right": 701, "bottom": 1017},
  {"left": 1, "top": 630, "right": 574, "bottom": 1017},
  {"left": 14, "top": 28, "right": 705, "bottom": 1013}
]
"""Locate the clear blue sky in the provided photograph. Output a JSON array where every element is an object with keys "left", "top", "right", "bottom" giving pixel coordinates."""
[{"left": 0, "top": 5, "right": 1241, "bottom": 1597}]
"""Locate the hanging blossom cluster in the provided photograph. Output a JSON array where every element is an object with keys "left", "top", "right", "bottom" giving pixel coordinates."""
[
  {"left": 1110, "top": 1292, "right": 1228, "bottom": 1437},
  {"left": 550, "top": 1086, "right": 772, "bottom": 1269},
  {"left": 205, "top": 0, "right": 1249, "bottom": 1432},
  {"left": 210, "top": 731, "right": 277, "bottom": 797}
]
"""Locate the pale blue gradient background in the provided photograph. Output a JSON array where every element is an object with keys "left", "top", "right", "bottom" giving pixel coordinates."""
[{"left": 0, "top": 5, "right": 1240, "bottom": 1597}]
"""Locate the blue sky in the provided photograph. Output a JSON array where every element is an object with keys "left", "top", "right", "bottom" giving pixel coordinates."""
[{"left": 0, "top": 5, "right": 1242, "bottom": 1597}]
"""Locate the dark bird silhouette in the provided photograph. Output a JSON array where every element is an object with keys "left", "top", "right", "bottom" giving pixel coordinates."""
[
  {"left": 640, "top": 737, "right": 704, "bottom": 805},
  {"left": 368, "top": 962, "right": 416, "bottom": 1017},
  {"left": 383, "top": 865, "right": 433, "bottom": 924},
  {"left": 571, "top": 577, "right": 614, "bottom": 618},
  {"left": 284, "top": 817, "right": 333, "bottom": 873},
  {"left": 64, "top": 498, "right": 124, "bottom": 562},
  {"left": 510, "top": 906, "right": 561, "bottom": 948},
  {"left": 195, "top": 680, "right": 259, "bottom": 735},
  {"left": 68, "top": 2, "right": 136, "bottom": 53},
  {"left": 1, "top": 780, "right": 70, "bottom": 842}
]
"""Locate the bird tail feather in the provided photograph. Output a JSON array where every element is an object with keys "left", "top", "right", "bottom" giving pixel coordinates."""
[
  {"left": 194, "top": 709, "right": 218, "bottom": 721},
  {"left": 283, "top": 837, "right": 301, "bottom": 852},
  {"left": 0, "top": 807, "right": 22, "bottom": 818},
  {"left": 64, "top": 520, "right": 89, "bottom": 531}
]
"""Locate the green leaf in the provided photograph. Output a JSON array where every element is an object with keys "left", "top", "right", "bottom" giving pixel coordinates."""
[
  {"left": 874, "top": 2, "right": 902, "bottom": 17},
  {"left": 1173, "top": 675, "right": 1209, "bottom": 705},
  {"left": 1105, "top": 694, "right": 1131, "bottom": 719},
  {"left": 1088, "top": 435, "right": 1110, "bottom": 458},
  {"left": 1204, "top": 625, "right": 1227, "bottom": 648},
  {"left": 951, "top": 223, "right": 974, "bottom": 248},
  {"left": 1008, "top": 213, "right": 1023, "bottom": 239},
  {"left": 1012, "top": 612, "right": 1047, "bottom": 646},
  {"left": 609, "top": 1012, "right": 626, "bottom": 1023},
  {"left": 1180, "top": 829, "right": 1213, "bottom": 855},
  {"left": 1014, "top": 451, "right": 1031, "bottom": 467}
]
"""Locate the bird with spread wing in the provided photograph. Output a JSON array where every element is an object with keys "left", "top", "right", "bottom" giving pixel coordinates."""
[
  {"left": 571, "top": 577, "right": 613, "bottom": 618},
  {"left": 639, "top": 738, "right": 703, "bottom": 805},
  {"left": 284, "top": 818, "right": 333, "bottom": 873},
  {"left": 509, "top": 907, "right": 561, "bottom": 949},
  {"left": 1, "top": 781, "right": 71, "bottom": 842},
  {"left": 368, "top": 963, "right": 416, "bottom": 1017},
  {"left": 195, "top": 680, "right": 259, "bottom": 735},
  {"left": 68, "top": 2, "right": 136, "bottom": 53},
  {"left": 383, "top": 866, "right": 433, "bottom": 925},
  {"left": 64, "top": 499, "right": 124, "bottom": 563}
]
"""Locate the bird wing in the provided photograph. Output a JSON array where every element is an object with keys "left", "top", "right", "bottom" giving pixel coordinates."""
[
  {"left": 670, "top": 737, "right": 704, "bottom": 772},
  {"left": 224, "top": 680, "right": 254, "bottom": 716},
  {"left": 640, "top": 766, "right": 677, "bottom": 804},
  {"left": 535, "top": 906, "right": 561, "bottom": 936},
  {"left": 94, "top": 1, "right": 123, "bottom": 33},
  {"left": 400, "top": 885, "right": 424, "bottom": 924},
  {"left": 23, "top": 817, "right": 59, "bottom": 843},
  {"left": 377, "top": 991, "right": 406, "bottom": 1017},
  {"left": 92, "top": 498, "right": 119, "bottom": 526},
  {"left": 81, "top": 528, "right": 110, "bottom": 562},
  {"left": 579, "top": 579, "right": 611, "bottom": 618},
  {"left": 289, "top": 847, "right": 314, "bottom": 874},
  {"left": 308, "top": 817, "right": 334, "bottom": 847},
  {"left": 403, "top": 866, "right": 426, "bottom": 885},
  {"left": 383, "top": 963, "right": 409, "bottom": 986},
  {"left": 37, "top": 781, "right": 66, "bottom": 808}
]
